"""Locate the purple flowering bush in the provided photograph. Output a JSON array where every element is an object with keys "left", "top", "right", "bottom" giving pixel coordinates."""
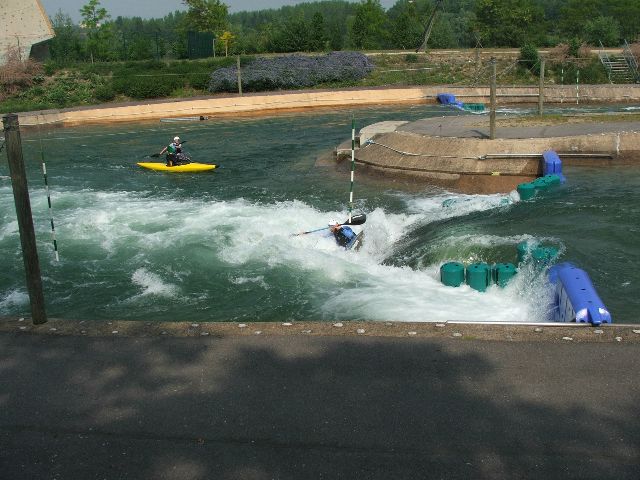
[{"left": 208, "top": 52, "right": 375, "bottom": 93}]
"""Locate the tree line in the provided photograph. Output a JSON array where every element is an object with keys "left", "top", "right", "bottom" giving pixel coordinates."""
[{"left": 48, "top": 0, "right": 640, "bottom": 63}]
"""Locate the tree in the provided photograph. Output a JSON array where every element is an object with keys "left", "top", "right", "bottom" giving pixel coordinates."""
[
  {"left": 182, "top": 0, "right": 228, "bottom": 34},
  {"left": 219, "top": 30, "right": 235, "bottom": 56},
  {"left": 350, "top": 0, "right": 388, "bottom": 50},
  {"left": 273, "top": 14, "right": 311, "bottom": 52},
  {"left": 80, "top": 0, "right": 109, "bottom": 29},
  {"left": 584, "top": 16, "right": 621, "bottom": 47},
  {"left": 79, "top": 0, "right": 113, "bottom": 61},
  {"left": 309, "top": 12, "right": 328, "bottom": 51},
  {"left": 388, "top": 1, "right": 423, "bottom": 50},
  {"left": 473, "top": 0, "right": 544, "bottom": 47},
  {"left": 49, "top": 10, "right": 83, "bottom": 62}
]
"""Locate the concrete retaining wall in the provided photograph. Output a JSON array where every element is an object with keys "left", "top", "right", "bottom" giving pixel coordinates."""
[
  {"left": 17, "top": 84, "right": 640, "bottom": 127},
  {"left": 351, "top": 130, "right": 640, "bottom": 194}
]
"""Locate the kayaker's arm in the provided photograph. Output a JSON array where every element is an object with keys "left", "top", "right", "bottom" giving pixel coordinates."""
[{"left": 159, "top": 146, "right": 168, "bottom": 155}]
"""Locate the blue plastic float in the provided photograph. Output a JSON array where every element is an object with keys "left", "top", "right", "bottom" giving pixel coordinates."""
[
  {"left": 548, "top": 263, "right": 612, "bottom": 325},
  {"left": 436, "top": 93, "right": 484, "bottom": 113},
  {"left": 542, "top": 150, "right": 566, "bottom": 183}
]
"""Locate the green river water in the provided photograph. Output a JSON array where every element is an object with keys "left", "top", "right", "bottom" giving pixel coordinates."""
[{"left": 1, "top": 104, "right": 639, "bottom": 323}]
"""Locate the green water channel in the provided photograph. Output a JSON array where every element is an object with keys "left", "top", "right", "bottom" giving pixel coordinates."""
[{"left": 1, "top": 104, "right": 639, "bottom": 323}]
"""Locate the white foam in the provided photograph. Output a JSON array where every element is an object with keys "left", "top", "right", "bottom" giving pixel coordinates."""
[
  {"left": 2, "top": 185, "right": 555, "bottom": 322},
  {"left": 131, "top": 268, "right": 178, "bottom": 298},
  {"left": 0, "top": 289, "right": 29, "bottom": 310},
  {"left": 230, "top": 275, "right": 269, "bottom": 289}
]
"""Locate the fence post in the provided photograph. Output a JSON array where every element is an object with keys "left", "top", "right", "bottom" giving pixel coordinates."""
[
  {"left": 538, "top": 59, "right": 545, "bottom": 116},
  {"left": 490, "top": 57, "right": 496, "bottom": 140},
  {"left": 237, "top": 56, "right": 242, "bottom": 96},
  {"left": 2, "top": 114, "right": 47, "bottom": 325}
]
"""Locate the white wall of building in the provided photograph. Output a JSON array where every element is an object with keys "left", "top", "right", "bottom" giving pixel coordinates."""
[{"left": 0, "top": 0, "right": 54, "bottom": 64}]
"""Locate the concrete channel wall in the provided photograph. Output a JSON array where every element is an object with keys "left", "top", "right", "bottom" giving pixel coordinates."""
[
  {"left": 17, "top": 84, "right": 640, "bottom": 127},
  {"left": 350, "top": 128, "right": 640, "bottom": 193}
]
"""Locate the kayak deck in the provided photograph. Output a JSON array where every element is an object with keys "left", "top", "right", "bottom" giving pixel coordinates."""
[{"left": 137, "top": 162, "right": 217, "bottom": 172}]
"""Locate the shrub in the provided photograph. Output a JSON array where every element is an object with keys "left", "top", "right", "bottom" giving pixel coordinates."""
[
  {"left": 0, "top": 46, "right": 43, "bottom": 98},
  {"left": 94, "top": 83, "right": 116, "bottom": 102},
  {"left": 208, "top": 51, "right": 375, "bottom": 93},
  {"left": 519, "top": 44, "right": 540, "bottom": 75},
  {"left": 113, "top": 75, "right": 182, "bottom": 99},
  {"left": 552, "top": 57, "right": 608, "bottom": 84}
]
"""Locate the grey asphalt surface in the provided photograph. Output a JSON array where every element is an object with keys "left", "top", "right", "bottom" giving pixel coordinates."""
[{"left": 1, "top": 330, "right": 639, "bottom": 480}]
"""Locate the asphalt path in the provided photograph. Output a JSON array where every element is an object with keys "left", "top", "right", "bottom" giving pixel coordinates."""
[{"left": 1, "top": 331, "right": 639, "bottom": 479}]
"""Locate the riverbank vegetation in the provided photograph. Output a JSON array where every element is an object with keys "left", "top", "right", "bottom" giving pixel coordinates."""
[{"left": 0, "top": 0, "right": 637, "bottom": 113}]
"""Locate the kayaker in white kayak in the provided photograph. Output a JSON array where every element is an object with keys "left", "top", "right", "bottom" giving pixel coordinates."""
[{"left": 328, "top": 219, "right": 357, "bottom": 248}]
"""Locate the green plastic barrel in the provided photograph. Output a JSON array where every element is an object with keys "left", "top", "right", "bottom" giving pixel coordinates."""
[
  {"left": 543, "top": 174, "right": 561, "bottom": 185},
  {"left": 531, "top": 177, "right": 550, "bottom": 191},
  {"left": 440, "top": 262, "right": 465, "bottom": 287},
  {"left": 466, "top": 262, "right": 491, "bottom": 292},
  {"left": 493, "top": 263, "right": 517, "bottom": 287},
  {"left": 517, "top": 182, "right": 536, "bottom": 200},
  {"left": 516, "top": 241, "right": 531, "bottom": 263},
  {"left": 463, "top": 103, "right": 485, "bottom": 112},
  {"left": 531, "top": 246, "right": 558, "bottom": 266}
]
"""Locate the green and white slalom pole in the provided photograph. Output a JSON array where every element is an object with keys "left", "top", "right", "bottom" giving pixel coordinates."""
[
  {"left": 348, "top": 115, "right": 356, "bottom": 223},
  {"left": 37, "top": 117, "right": 59, "bottom": 261},
  {"left": 42, "top": 160, "right": 59, "bottom": 262}
]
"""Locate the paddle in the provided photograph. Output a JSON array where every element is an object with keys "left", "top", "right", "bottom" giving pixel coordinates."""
[
  {"left": 291, "top": 213, "right": 366, "bottom": 237},
  {"left": 147, "top": 140, "right": 187, "bottom": 158}
]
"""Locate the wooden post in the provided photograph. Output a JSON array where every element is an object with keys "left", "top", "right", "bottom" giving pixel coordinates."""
[
  {"left": 490, "top": 57, "right": 496, "bottom": 140},
  {"left": 538, "top": 59, "right": 545, "bottom": 116},
  {"left": 237, "top": 56, "right": 242, "bottom": 96},
  {"left": 2, "top": 114, "right": 47, "bottom": 325}
]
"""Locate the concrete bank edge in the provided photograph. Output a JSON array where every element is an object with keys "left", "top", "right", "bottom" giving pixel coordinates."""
[
  {"left": 15, "top": 85, "right": 640, "bottom": 127},
  {"left": 2, "top": 316, "right": 640, "bottom": 343}
]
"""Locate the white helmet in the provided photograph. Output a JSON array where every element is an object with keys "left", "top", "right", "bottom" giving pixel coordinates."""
[
  {"left": 173, "top": 136, "right": 180, "bottom": 143},
  {"left": 328, "top": 219, "right": 339, "bottom": 226}
]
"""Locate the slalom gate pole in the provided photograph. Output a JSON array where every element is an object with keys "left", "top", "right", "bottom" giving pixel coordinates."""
[
  {"left": 348, "top": 116, "right": 355, "bottom": 223},
  {"left": 41, "top": 162, "right": 59, "bottom": 262},
  {"left": 38, "top": 116, "right": 59, "bottom": 261}
]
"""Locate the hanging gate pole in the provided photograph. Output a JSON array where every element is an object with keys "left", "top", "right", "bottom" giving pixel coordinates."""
[
  {"left": 348, "top": 116, "right": 356, "bottom": 223},
  {"left": 2, "top": 114, "right": 47, "bottom": 325}
]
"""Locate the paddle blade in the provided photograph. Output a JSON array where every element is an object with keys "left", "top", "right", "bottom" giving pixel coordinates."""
[
  {"left": 149, "top": 153, "right": 161, "bottom": 158},
  {"left": 342, "top": 213, "right": 366, "bottom": 226}
]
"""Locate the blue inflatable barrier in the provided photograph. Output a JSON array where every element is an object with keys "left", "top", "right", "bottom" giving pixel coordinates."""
[
  {"left": 542, "top": 150, "right": 566, "bottom": 184},
  {"left": 437, "top": 93, "right": 457, "bottom": 105},
  {"left": 548, "top": 262, "right": 612, "bottom": 325}
]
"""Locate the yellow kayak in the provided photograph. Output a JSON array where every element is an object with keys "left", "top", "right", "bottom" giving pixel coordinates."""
[{"left": 137, "top": 162, "right": 217, "bottom": 172}]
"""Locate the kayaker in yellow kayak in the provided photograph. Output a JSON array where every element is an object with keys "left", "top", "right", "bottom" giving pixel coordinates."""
[{"left": 159, "top": 136, "right": 189, "bottom": 167}]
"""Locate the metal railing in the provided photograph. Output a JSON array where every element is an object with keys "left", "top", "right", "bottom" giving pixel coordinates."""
[{"left": 623, "top": 40, "right": 639, "bottom": 83}]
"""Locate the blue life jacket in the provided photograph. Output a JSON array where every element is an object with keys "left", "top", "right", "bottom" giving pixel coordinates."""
[{"left": 333, "top": 225, "right": 356, "bottom": 248}]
